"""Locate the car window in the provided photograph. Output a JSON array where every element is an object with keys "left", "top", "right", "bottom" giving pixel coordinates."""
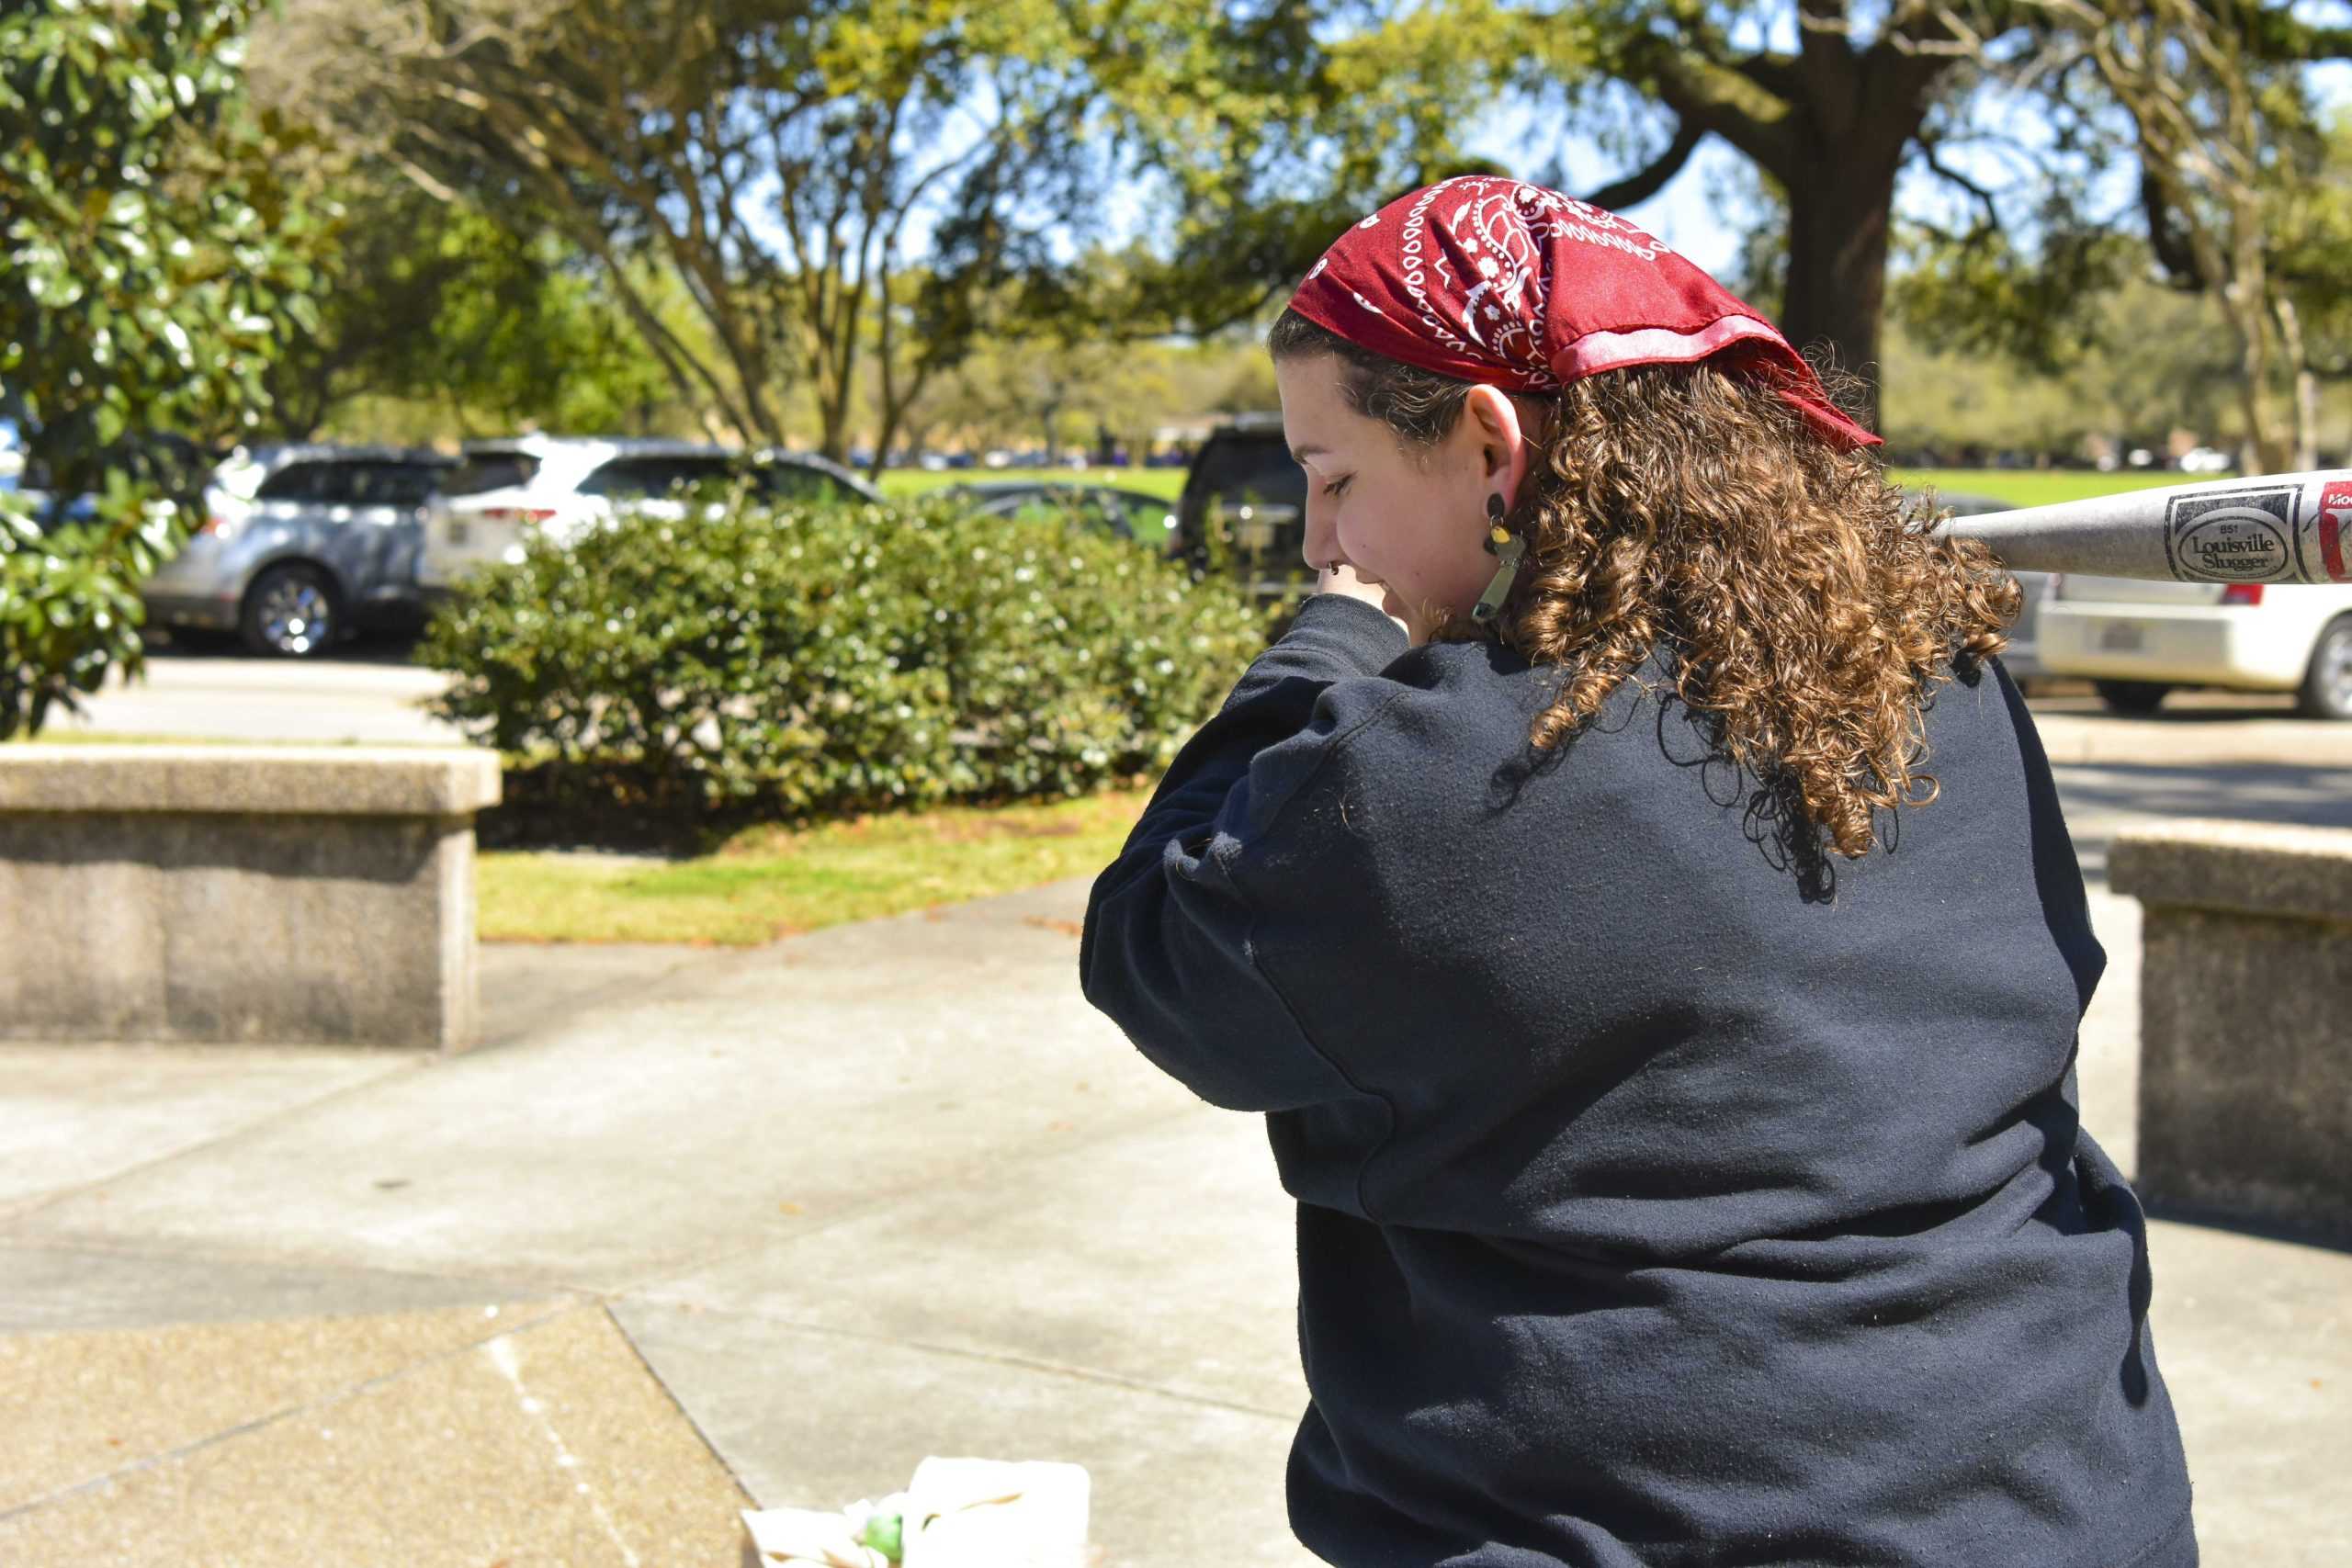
[
  {"left": 254, "top": 461, "right": 330, "bottom": 504},
  {"left": 754, "top": 462, "right": 863, "bottom": 503},
  {"left": 446, "top": 451, "right": 542, "bottom": 496},
  {"left": 985, "top": 488, "right": 1139, "bottom": 540},
  {"left": 577, "top": 455, "right": 735, "bottom": 500},
  {"left": 1057, "top": 490, "right": 1136, "bottom": 540},
  {"left": 1190, "top": 434, "right": 1305, "bottom": 509},
  {"left": 257, "top": 460, "right": 443, "bottom": 508},
  {"left": 1113, "top": 491, "right": 1177, "bottom": 537}
]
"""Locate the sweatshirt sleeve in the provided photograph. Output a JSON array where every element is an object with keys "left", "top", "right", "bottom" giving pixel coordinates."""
[{"left": 1079, "top": 594, "right": 1409, "bottom": 1111}]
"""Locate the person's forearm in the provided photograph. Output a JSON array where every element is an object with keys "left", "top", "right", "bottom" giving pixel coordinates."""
[
  {"left": 1218, "top": 592, "right": 1408, "bottom": 716},
  {"left": 1079, "top": 596, "right": 1404, "bottom": 1113}
]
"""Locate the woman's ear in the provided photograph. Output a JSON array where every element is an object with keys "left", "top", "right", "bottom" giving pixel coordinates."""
[{"left": 1463, "top": 384, "right": 1532, "bottom": 510}]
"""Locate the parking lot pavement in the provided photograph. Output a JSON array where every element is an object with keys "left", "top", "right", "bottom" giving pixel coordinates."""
[
  {"left": 2027, "top": 691, "right": 2352, "bottom": 768},
  {"left": 46, "top": 637, "right": 461, "bottom": 745},
  {"left": 2049, "top": 757, "right": 2352, "bottom": 880}
]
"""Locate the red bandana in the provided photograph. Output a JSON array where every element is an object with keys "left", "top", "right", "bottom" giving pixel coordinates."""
[{"left": 1286, "top": 177, "right": 1881, "bottom": 451}]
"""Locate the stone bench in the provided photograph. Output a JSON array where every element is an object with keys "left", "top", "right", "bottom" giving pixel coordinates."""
[
  {"left": 2110, "top": 818, "right": 2352, "bottom": 1246},
  {"left": 0, "top": 745, "right": 501, "bottom": 1049}
]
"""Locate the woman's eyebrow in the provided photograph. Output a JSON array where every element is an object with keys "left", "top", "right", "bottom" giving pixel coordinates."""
[{"left": 1290, "top": 443, "right": 1331, "bottom": 464}]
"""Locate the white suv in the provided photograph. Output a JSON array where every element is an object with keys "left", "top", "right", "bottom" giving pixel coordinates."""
[
  {"left": 2039, "top": 572, "right": 2352, "bottom": 718},
  {"left": 417, "top": 435, "right": 878, "bottom": 594}
]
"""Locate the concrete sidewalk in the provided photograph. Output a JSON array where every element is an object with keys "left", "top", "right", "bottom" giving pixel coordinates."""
[{"left": 4, "top": 877, "right": 2347, "bottom": 1565}]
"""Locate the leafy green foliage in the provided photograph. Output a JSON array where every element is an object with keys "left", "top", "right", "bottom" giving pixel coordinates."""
[
  {"left": 1881, "top": 277, "right": 2246, "bottom": 459},
  {"left": 418, "top": 496, "right": 1268, "bottom": 844},
  {"left": 0, "top": 0, "right": 322, "bottom": 499},
  {"left": 0, "top": 0, "right": 325, "bottom": 737},
  {"left": 2267, "top": 107, "right": 2352, "bottom": 383},
  {"left": 1085, "top": 0, "right": 1531, "bottom": 340},
  {"left": 1890, "top": 219, "right": 2141, "bottom": 379},
  {"left": 284, "top": 0, "right": 1520, "bottom": 467},
  {"left": 267, "top": 175, "right": 681, "bottom": 441},
  {"left": 0, "top": 482, "right": 182, "bottom": 736}
]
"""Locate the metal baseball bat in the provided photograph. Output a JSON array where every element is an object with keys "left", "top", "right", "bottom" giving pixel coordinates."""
[{"left": 1930, "top": 469, "right": 2352, "bottom": 585}]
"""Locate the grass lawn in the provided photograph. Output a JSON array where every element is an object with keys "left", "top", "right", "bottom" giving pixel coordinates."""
[
  {"left": 1889, "top": 468, "right": 2194, "bottom": 509},
  {"left": 876, "top": 466, "right": 1186, "bottom": 502},
  {"left": 479, "top": 787, "right": 1149, "bottom": 945}
]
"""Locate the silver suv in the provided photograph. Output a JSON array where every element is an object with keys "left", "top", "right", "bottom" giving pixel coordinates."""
[{"left": 141, "top": 445, "right": 458, "bottom": 657}]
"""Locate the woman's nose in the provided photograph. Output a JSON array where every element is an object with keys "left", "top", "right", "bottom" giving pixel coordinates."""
[{"left": 1300, "top": 494, "right": 1336, "bottom": 570}]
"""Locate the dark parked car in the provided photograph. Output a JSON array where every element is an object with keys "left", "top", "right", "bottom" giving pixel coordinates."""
[
  {"left": 941, "top": 480, "right": 1177, "bottom": 542},
  {"left": 1169, "top": 413, "right": 1306, "bottom": 602},
  {"left": 142, "top": 445, "right": 458, "bottom": 656}
]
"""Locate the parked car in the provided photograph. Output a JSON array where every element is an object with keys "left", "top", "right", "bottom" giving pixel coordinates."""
[
  {"left": 141, "top": 445, "right": 458, "bottom": 657},
  {"left": 1168, "top": 413, "right": 1306, "bottom": 602},
  {"left": 2038, "top": 570, "right": 2352, "bottom": 718},
  {"left": 939, "top": 479, "right": 1176, "bottom": 542},
  {"left": 202, "top": 441, "right": 298, "bottom": 536},
  {"left": 417, "top": 436, "right": 879, "bottom": 594}
]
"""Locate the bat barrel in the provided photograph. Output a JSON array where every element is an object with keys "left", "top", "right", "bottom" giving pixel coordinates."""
[{"left": 1931, "top": 470, "right": 2352, "bottom": 586}]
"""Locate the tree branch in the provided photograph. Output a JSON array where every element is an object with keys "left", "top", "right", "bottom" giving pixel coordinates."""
[
  {"left": 1916, "top": 136, "right": 2001, "bottom": 227},
  {"left": 1624, "top": 33, "right": 1803, "bottom": 178},
  {"left": 1579, "top": 119, "right": 1706, "bottom": 210}
]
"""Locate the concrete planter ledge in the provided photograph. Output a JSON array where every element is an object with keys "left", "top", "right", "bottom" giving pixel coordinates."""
[
  {"left": 2109, "top": 817, "right": 2352, "bottom": 925},
  {"left": 0, "top": 745, "right": 503, "bottom": 1051},
  {"left": 0, "top": 744, "right": 500, "bottom": 818},
  {"left": 2109, "top": 818, "right": 2352, "bottom": 1247}
]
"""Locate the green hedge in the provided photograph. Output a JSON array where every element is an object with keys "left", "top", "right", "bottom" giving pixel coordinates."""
[
  {"left": 2, "top": 484, "right": 185, "bottom": 738},
  {"left": 419, "top": 494, "right": 1271, "bottom": 843}
]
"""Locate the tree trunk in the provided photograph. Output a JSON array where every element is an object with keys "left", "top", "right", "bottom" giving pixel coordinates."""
[
  {"left": 2220, "top": 273, "right": 2295, "bottom": 473},
  {"left": 817, "top": 367, "right": 854, "bottom": 464},
  {"left": 1777, "top": 151, "right": 1897, "bottom": 436},
  {"left": 2275, "top": 294, "right": 2320, "bottom": 470}
]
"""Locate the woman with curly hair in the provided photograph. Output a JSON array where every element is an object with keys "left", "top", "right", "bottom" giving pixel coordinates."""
[{"left": 1081, "top": 177, "right": 2195, "bottom": 1567}]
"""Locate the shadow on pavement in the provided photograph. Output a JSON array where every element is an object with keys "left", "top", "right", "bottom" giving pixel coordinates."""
[{"left": 145, "top": 626, "right": 429, "bottom": 667}]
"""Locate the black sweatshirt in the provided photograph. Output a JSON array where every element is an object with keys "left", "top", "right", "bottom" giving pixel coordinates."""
[{"left": 1080, "top": 594, "right": 2196, "bottom": 1568}]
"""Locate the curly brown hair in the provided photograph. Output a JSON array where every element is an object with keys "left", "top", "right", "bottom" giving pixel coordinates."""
[{"left": 1266, "top": 308, "right": 2020, "bottom": 860}]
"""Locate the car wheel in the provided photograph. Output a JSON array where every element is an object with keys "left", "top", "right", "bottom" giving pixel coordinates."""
[
  {"left": 239, "top": 562, "right": 340, "bottom": 658},
  {"left": 2297, "top": 615, "right": 2352, "bottom": 721},
  {"left": 2094, "top": 679, "right": 2171, "bottom": 716}
]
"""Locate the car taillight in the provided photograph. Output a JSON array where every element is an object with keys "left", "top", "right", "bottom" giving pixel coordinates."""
[
  {"left": 2220, "top": 583, "right": 2265, "bottom": 606},
  {"left": 197, "top": 513, "right": 239, "bottom": 539},
  {"left": 477, "top": 507, "right": 558, "bottom": 525}
]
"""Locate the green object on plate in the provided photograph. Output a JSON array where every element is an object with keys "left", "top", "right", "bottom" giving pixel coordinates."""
[{"left": 860, "top": 1511, "right": 904, "bottom": 1560}]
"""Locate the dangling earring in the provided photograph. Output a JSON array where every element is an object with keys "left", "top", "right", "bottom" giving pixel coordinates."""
[{"left": 1471, "top": 492, "right": 1523, "bottom": 624}]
